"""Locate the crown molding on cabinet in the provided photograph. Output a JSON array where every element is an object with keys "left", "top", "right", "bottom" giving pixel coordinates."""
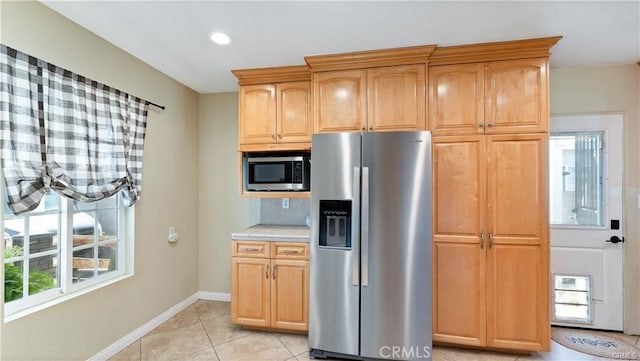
[
  {"left": 429, "top": 36, "right": 563, "bottom": 66},
  {"left": 304, "top": 45, "right": 437, "bottom": 72},
  {"left": 231, "top": 65, "right": 311, "bottom": 85}
]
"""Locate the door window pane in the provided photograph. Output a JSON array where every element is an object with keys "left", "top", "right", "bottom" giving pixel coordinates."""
[{"left": 549, "top": 133, "right": 604, "bottom": 226}]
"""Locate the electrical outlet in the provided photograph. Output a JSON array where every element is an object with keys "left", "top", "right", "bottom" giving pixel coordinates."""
[{"left": 282, "top": 198, "right": 289, "bottom": 209}]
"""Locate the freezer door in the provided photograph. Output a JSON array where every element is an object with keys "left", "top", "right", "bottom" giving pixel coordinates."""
[
  {"left": 309, "top": 132, "right": 361, "bottom": 356},
  {"left": 360, "top": 131, "right": 433, "bottom": 360}
]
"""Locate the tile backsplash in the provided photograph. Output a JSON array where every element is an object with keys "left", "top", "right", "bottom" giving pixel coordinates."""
[{"left": 260, "top": 198, "right": 310, "bottom": 226}]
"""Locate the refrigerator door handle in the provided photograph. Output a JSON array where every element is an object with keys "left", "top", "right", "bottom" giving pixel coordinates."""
[
  {"left": 352, "top": 166, "right": 361, "bottom": 287},
  {"left": 362, "top": 166, "right": 370, "bottom": 287}
]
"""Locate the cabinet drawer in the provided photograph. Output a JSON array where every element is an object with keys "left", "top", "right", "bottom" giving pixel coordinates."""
[
  {"left": 233, "top": 241, "right": 270, "bottom": 258},
  {"left": 271, "top": 242, "right": 309, "bottom": 259}
]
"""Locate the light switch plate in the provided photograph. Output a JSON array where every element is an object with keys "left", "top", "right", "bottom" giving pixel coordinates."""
[{"left": 282, "top": 198, "right": 289, "bottom": 209}]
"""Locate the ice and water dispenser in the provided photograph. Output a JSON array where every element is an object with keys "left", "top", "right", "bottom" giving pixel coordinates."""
[{"left": 318, "top": 200, "right": 352, "bottom": 249}]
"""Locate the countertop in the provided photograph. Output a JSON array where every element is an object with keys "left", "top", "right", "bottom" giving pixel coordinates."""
[{"left": 231, "top": 224, "right": 310, "bottom": 243}]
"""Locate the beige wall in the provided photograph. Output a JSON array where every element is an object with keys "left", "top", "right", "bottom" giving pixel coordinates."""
[
  {"left": 1, "top": 2, "right": 200, "bottom": 359},
  {"left": 198, "top": 93, "right": 259, "bottom": 294},
  {"left": 550, "top": 64, "right": 640, "bottom": 334}
]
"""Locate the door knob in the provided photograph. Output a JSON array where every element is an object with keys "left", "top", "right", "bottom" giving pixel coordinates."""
[{"left": 606, "top": 236, "right": 625, "bottom": 244}]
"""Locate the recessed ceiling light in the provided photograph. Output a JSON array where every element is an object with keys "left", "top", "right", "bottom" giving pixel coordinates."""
[{"left": 210, "top": 32, "right": 231, "bottom": 45}]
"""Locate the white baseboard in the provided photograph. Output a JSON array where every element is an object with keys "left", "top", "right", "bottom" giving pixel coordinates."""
[
  {"left": 88, "top": 292, "right": 199, "bottom": 361},
  {"left": 199, "top": 291, "right": 231, "bottom": 302}
]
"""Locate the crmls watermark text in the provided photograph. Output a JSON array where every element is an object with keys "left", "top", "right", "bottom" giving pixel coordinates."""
[
  {"left": 379, "top": 345, "right": 432, "bottom": 359},
  {"left": 613, "top": 352, "right": 639, "bottom": 360}
]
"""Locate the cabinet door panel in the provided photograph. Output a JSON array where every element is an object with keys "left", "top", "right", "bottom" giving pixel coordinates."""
[
  {"left": 429, "top": 64, "right": 484, "bottom": 135},
  {"left": 231, "top": 257, "right": 271, "bottom": 327},
  {"left": 433, "top": 242, "right": 486, "bottom": 346},
  {"left": 314, "top": 70, "right": 366, "bottom": 132},
  {"left": 239, "top": 84, "right": 276, "bottom": 144},
  {"left": 271, "top": 259, "right": 309, "bottom": 331},
  {"left": 487, "top": 134, "right": 548, "bottom": 244},
  {"left": 433, "top": 136, "right": 485, "bottom": 237},
  {"left": 432, "top": 136, "right": 486, "bottom": 346},
  {"left": 487, "top": 244, "right": 549, "bottom": 350},
  {"left": 277, "top": 81, "right": 311, "bottom": 143},
  {"left": 485, "top": 58, "right": 548, "bottom": 133},
  {"left": 368, "top": 64, "right": 426, "bottom": 131}
]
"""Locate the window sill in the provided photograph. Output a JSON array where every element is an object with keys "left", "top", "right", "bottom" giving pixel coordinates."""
[{"left": 4, "top": 272, "right": 134, "bottom": 323}]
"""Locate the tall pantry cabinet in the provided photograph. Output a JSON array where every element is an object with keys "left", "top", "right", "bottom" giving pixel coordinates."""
[{"left": 429, "top": 37, "right": 561, "bottom": 352}]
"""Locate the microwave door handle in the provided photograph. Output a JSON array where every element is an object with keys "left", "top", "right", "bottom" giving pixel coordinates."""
[{"left": 352, "top": 166, "right": 360, "bottom": 287}]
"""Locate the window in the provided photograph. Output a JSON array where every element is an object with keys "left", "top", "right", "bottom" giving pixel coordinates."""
[
  {"left": 549, "top": 132, "right": 604, "bottom": 226},
  {"left": 3, "top": 190, "right": 132, "bottom": 318}
]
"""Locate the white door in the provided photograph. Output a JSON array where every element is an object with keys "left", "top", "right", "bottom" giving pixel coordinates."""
[{"left": 549, "top": 113, "right": 624, "bottom": 331}]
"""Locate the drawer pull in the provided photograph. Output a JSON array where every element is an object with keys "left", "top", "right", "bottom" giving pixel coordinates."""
[
  {"left": 280, "top": 249, "right": 302, "bottom": 254},
  {"left": 240, "top": 247, "right": 261, "bottom": 253}
]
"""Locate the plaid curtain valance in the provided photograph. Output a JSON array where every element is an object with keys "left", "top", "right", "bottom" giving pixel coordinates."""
[{"left": 0, "top": 44, "right": 149, "bottom": 215}]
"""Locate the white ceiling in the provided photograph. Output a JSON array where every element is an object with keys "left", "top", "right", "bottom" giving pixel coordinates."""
[{"left": 41, "top": 1, "right": 639, "bottom": 94}]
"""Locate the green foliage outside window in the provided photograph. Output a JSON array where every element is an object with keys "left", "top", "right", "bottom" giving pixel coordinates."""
[{"left": 4, "top": 246, "right": 55, "bottom": 302}]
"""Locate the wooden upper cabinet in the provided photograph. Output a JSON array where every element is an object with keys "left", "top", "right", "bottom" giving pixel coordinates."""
[
  {"left": 232, "top": 65, "right": 311, "bottom": 151},
  {"left": 367, "top": 64, "right": 426, "bottom": 131},
  {"left": 238, "top": 84, "right": 277, "bottom": 144},
  {"left": 238, "top": 81, "right": 311, "bottom": 147},
  {"left": 313, "top": 69, "right": 367, "bottom": 133},
  {"left": 485, "top": 58, "right": 548, "bottom": 134},
  {"left": 277, "top": 81, "right": 312, "bottom": 143},
  {"left": 428, "top": 37, "right": 560, "bottom": 136},
  {"left": 429, "top": 64, "right": 484, "bottom": 135},
  {"left": 314, "top": 65, "right": 427, "bottom": 133},
  {"left": 306, "top": 45, "right": 435, "bottom": 133},
  {"left": 428, "top": 58, "right": 548, "bottom": 135}
]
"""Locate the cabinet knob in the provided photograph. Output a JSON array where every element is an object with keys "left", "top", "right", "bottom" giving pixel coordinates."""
[
  {"left": 271, "top": 133, "right": 276, "bottom": 139},
  {"left": 478, "top": 123, "right": 484, "bottom": 128},
  {"left": 369, "top": 125, "right": 374, "bottom": 131},
  {"left": 362, "top": 127, "right": 366, "bottom": 131},
  {"left": 277, "top": 133, "right": 282, "bottom": 138},
  {"left": 487, "top": 123, "right": 494, "bottom": 127}
]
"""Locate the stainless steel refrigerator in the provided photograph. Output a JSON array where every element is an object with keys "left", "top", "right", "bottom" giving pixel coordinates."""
[{"left": 309, "top": 131, "right": 432, "bottom": 361}]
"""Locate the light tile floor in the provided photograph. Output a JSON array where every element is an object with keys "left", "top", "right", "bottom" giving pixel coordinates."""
[{"left": 109, "top": 300, "right": 640, "bottom": 361}]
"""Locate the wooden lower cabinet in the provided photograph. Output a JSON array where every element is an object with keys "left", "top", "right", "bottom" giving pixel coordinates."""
[
  {"left": 231, "top": 241, "right": 309, "bottom": 332},
  {"left": 432, "top": 134, "right": 549, "bottom": 352},
  {"left": 433, "top": 241, "right": 486, "bottom": 346},
  {"left": 231, "top": 257, "right": 271, "bottom": 327},
  {"left": 271, "top": 258, "right": 309, "bottom": 331},
  {"left": 487, "top": 244, "right": 547, "bottom": 350}
]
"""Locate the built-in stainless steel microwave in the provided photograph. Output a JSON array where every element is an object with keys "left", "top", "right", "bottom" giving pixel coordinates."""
[{"left": 244, "top": 152, "right": 310, "bottom": 192}]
